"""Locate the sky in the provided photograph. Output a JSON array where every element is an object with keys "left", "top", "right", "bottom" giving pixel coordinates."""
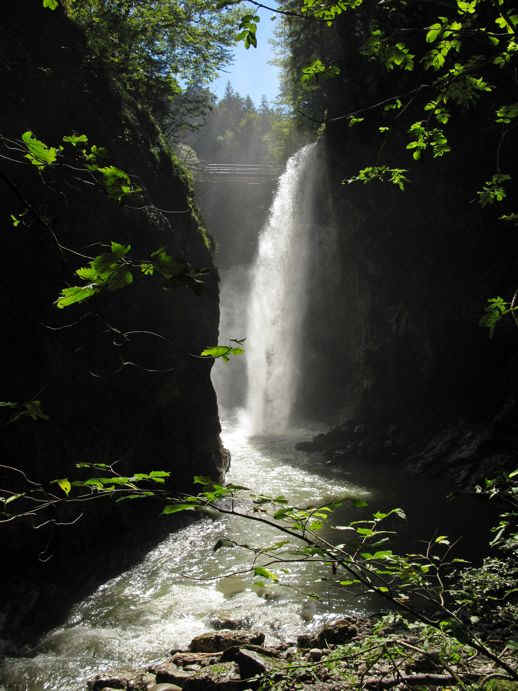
[{"left": 210, "top": 2, "right": 282, "bottom": 107}]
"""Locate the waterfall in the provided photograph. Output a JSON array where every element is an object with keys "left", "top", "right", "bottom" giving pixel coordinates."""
[{"left": 245, "top": 143, "right": 317, "bottom": 434}]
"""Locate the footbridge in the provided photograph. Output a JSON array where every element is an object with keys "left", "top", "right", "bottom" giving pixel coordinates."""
[{"left": 193, "top": 161, "right": 282, "bottom": 184}]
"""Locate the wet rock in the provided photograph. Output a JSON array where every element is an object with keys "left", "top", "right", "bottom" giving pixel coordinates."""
[
  {"left": 182, "top": 661, "right": 242, "bottom": 690},
  {"left": 189, "top": 629, "right": 264, "bottom": 653},
  {"left": 297, "top": 618, "right": 358, "bottom": 648},
  {"left": 308, "top": 648, "right": 323, "bottom": 661},
  {"left": 153, "top": 662, "right": 193, "bottom": 686},
  {"left": 171, "top": 651, "right": 222, "bottom": 667},
  {"left": 149, "top": 685, "right": 183, "bottom": 691},
  {"left": 221, "top": 646, "right": 284, "bottom": 678},
  {"left": 88, "top": 670, "right": 155, "bottom": 690}
]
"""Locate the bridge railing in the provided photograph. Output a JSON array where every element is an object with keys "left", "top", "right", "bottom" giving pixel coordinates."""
[{"left": 192, "top": 161, "right": 282, "bottom": 184}]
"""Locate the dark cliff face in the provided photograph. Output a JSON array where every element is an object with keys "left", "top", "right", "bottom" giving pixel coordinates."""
[
  {"left": 0, "top": 2, "right": 226, "bottom": 637},
  {"left": 295, "top": 43, "right": 518, "bottom": 440}
]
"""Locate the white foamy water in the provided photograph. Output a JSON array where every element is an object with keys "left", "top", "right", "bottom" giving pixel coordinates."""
[
  {"left": 246, "top": 144, "right": 317, "bottom": 434},
  {"left": 1, "top": 418, "right": 370, "bottom": 691}
]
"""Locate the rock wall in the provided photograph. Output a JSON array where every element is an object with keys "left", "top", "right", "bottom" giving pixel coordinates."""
[
  {"left": 295, "top": 61, "right": 518, "bottom": 446},
  {"left": 290, "top": 11, "right": 518, "bottom": 481},
  {"left": 0, "top": 1, "right": 226, "bottom": 639}
]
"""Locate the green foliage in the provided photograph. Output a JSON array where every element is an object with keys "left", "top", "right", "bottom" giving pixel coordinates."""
[
  {"left": 43, "top": 0, "right": 59, "bottom": 9},
  {"left": 476, "top": 469, "right": 518, "bottom": 551},
  {"left": 347, "top": 115, "right": 364, "bottom": 127},
  {"left": 56, "top": 241, "right": 209, "bottom": 309},
  {"left": 363, "top": 30, "right": 415, "bottom": 72},
  {"left": 496, "top": 103, "right": 518, "bottom": 124},
  {"left": 478, "top": 174, "right": 512, "bottom": 207},
  {"left": 66, "top": 0, "right": 242, "bottom": 120},
  {"left": 479, "top": 296, "right": 511, "bottom": 337},
  {"left": 94, "top": 166, "right": 135, "bottom": 202},
  {"left": 237, "top": 14, "right": 260, "bottom": 49},
  {"left": 22, "top": 131, "right": 58, "bottom": 168},
  {"left": 62, "top": 134, "right": 89, "bottom": 147},
  {"left": 56, "top": 241, "right": 133, "bottom": 308},
  {"left": 406, "top": 121, "right": 450, "bottom": 160},
  {"left": 1, "top": 400, "right": 49, "bottom": 425},
  {"left": 272, "top": 0, "right": 516, "bottom": 331},
  {"left": 346, "top": 166, "right": 409, "bottom": 191},
  {"left": 300, "top": 58, "right": 340, "bottom": 84},
  {"left": 200, "top": 343, "right": 245, "bottom": 362}
]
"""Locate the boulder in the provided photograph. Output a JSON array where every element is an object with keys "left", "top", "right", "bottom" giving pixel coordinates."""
[
  {"left": 221, "top": 646, "right": 285, "bottom": 678},
  {"left": 88, "top": 670, "right": 155, "bottom": 690},
  {"left": 297, "top": 618, "right": 357, "bottom": 648},
  {"left": 182, "top": 661, "right": 242, "bottom": 690},
  {"left": 189, "top": 630, "right": 264, "bottom": 653},
  {"left": 154, "top": 663, "right": 193, "bottom": 686},
  {"left": 171, "top": 651, "right": 222, "bottom": 667}
]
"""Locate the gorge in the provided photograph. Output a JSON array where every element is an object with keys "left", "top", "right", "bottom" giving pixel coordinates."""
[
  {"left": 1, "top": 142, "right": 499, "bottom": 690},
  {"left": 1, "top": 0, "right": 517, "bottom": 688}
]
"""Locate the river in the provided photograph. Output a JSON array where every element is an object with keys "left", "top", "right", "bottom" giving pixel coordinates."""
[{"left": 1, "top": 411, "right": 493, "bottom": 691}]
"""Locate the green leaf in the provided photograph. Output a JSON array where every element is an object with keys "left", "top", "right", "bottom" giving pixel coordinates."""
[
  {"left": 55, "top": 478, "right": 71, "bottom": 496},
  {"left": 435, "top": 535, "right": 450, "bottom": 544},
  {"left": 43, "top": 0, "right": 59, "bottom": 9},
  {"left": 22, "top": 131, "right": 57, "bottom": 168},
  {"left": 10, "top": 213, "right": 22, "bottom": 228},
  {"left": 426, "top": 23, "right": 442, "bottom": 43},
  {"left": 348, "top": 115, "right": 365, "bottom": 127},
  {"left": 140, "top": 262, "right": 155, "bottom": 276},
  {"left": 96, "top": 165, "right": 136, "bottom": 202},
  {"left": 496, "top": 103, "right": 518, "bottom": 125},
  {"left": 149, "top": 470, "right": 170, "bottom": 479},
  {"left": 193, "top": 475, "right": 212, "bottom": 486},
  {"left": 339, "top": 579, "right": 360, "bottom": 586},
  {"left": 56, "top": 285, "right": 98, "bottom": 309},
  {"left": 62, "top": 134, "right": 88, "bottom": 147},
  {"left": 110, "top": 241, "right": 131, "bottom": 258},
  {"left": 254, "top": 566, "right": 278, "bottom": 581},
  {"left": 200, "top": 346, "right": 232, "bottom": 360}
]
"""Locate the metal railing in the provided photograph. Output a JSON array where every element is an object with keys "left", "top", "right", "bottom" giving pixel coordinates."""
[{"left": 193, "top": 161, "right": 282, "bottom": 184}]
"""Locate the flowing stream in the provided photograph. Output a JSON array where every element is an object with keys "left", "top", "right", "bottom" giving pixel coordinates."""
[{"left": 1, "top": 146, "right": 494, "bottom": 690}]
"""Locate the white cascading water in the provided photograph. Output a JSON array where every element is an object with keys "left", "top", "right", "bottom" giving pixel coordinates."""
[{"left": 246, "top": 143, "right": 317, "bottom": 434}]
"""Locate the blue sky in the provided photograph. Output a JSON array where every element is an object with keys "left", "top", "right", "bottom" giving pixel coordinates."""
[{"left": 210, "top": 2, "right": 282, "bottom": 107}]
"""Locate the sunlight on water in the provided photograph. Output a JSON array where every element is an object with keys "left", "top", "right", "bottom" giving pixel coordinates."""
[{"left": 1, "top": 417, "right": 370, "bottom": 691}]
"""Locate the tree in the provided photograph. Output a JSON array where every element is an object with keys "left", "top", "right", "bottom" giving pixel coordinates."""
[{"left": 65, "top": 0, "right": 243, "bottom": 120}]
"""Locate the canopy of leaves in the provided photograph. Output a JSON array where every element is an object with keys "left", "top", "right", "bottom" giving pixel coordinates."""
[{"left": 66, "top": 0, "right": 244, "bottom": 119}]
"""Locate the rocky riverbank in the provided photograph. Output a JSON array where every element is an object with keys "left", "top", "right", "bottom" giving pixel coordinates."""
[
  {"left": 296, "top": 398, "right": 518, "bottom": 490},
  {"left": 86, "top": 613, "right": 517, "bottom": 690}
]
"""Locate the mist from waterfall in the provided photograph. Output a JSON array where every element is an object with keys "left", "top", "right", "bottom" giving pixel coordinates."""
[{"left": 245, "top": 143, "right": 317, "bottom": 434}]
